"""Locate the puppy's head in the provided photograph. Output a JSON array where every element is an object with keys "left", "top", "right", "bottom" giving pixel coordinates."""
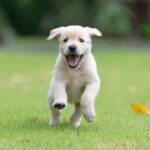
[{"left": 47, "top": 25, "right": 102, "bottom": 69}]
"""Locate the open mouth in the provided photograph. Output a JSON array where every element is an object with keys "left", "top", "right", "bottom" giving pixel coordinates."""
[{"left": 65, "top": 54, "right": 83, "bottom": 68}]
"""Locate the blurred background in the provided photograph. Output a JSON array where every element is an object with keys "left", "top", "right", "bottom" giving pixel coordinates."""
[{"left": 0, "top": 0, "right": 149, "bottom": 46}]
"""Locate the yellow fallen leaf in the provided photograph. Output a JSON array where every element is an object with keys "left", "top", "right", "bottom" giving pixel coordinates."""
[{"left": 131, "top": 103, "right": 150, "bottom": 114}]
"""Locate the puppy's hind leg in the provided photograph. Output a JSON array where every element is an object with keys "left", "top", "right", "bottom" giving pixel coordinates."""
[
  {"left": 48, "top": 91, "right": 61, "bottom": 125},
  {"left": 70, "top": 103, "right": 82, "bottom": 127},
  {"left": 49, "top": 106, "right": 61, "bottom": 125}
]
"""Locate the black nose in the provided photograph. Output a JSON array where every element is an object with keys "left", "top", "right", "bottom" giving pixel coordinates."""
[{"left": 68, "top": 45, "right": 77, "bottom": 53}]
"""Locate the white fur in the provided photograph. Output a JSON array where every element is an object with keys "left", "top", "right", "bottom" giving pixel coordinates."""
[{"left": 47, "top": 25, "right": 101, "bottom": 127}]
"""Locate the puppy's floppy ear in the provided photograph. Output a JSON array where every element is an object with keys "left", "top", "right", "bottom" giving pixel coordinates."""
[
  {"left": 85, "top": 27, "right": 102, "bottom": 37},
  {"left": 47, "top": 27, "right": 65, "bottom": 40}
]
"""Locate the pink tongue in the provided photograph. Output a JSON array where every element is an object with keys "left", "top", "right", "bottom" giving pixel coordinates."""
[{"left": 68, "top": 55, "right": 80, "bottom": 67}]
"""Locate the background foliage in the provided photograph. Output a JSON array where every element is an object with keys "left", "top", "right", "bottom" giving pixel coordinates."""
[{"left": 0, "top": 0, "right": 149, "bottom": 37}]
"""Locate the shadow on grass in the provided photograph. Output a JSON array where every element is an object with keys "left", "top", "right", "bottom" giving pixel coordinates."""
[
  {"left": 1, "top": 114, "right": 101, "bottom": 136},
  {"left": 17, "top": 116, "right": 100, "bottom": 133}
]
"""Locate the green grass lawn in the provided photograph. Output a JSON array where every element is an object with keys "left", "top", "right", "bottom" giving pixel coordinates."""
[{"left": 0, "top": 39, "right": 150, "bottom": 150}]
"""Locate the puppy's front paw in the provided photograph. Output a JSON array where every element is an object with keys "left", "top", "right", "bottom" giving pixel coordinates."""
[
  {"left": 53, "top": 101, "right": 67, "bottom": 109},
  {"left": 84, "top": 113, "right": 95, "bottom": 122},
  {"left": 82, "top": 105, "right": 96, "bottom": 122}
]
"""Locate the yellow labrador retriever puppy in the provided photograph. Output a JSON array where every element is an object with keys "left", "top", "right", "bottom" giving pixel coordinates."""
[{"left": 47, "top": 25, "right": 102, "bottom": 127}]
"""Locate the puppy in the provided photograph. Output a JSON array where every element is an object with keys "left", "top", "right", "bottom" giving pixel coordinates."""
[{"left": 47, "top": 25, "right": 102, "bottom": 127}]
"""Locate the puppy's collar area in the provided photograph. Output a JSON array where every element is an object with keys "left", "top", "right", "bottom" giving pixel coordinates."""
[{"left": 65, "top": 54, "right": 84, "bottom": 69}]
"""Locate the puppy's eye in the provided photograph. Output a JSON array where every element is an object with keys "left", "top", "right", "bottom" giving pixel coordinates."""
[
  {"left": 79, "top": 38, "right": 84, "bottom": 42},
  {"left": 63, "top": 38, "right": 68, "bottom": 42}
]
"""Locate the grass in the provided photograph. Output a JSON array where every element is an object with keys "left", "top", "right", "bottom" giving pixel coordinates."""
[{"left": 0, "top": 38, "right": 150, "bottom": 150}]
